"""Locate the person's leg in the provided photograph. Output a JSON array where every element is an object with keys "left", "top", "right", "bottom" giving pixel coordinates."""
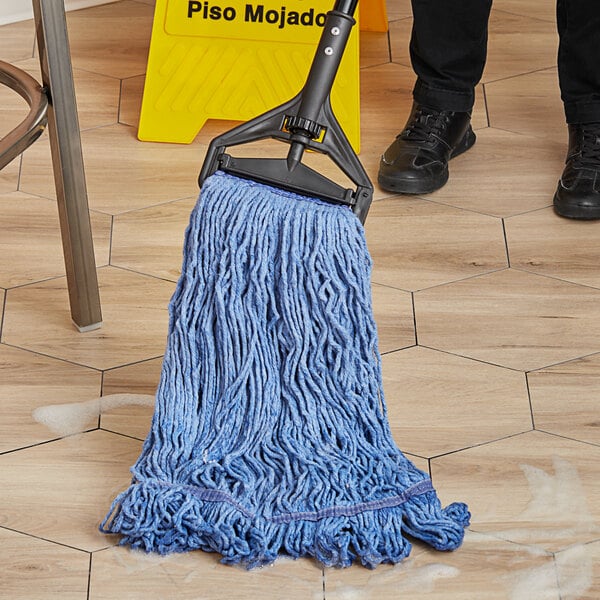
[
  {"left": 378, "top": 0, "right": 492, "bottom": 194},
  {"left": 410, "top": 0, "right": 493, "bottom": 112},
  {"left": 556, "top": 0, "right": 600, "bottom": 124},
  {"left": 553, "top": 0, "right": 600, "bottom": 219}
]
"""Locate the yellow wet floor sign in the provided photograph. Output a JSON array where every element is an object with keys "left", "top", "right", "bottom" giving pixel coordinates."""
[{"left": 137, "top": 0, "right": 385, "bottom": 150}]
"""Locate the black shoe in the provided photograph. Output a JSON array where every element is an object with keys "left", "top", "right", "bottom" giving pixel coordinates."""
[
  {"left": 378, "top": 103, "right": 476, "bottom": 194},
  {"left": 553, "top": 123, "right": 600, "bottom": 220}
]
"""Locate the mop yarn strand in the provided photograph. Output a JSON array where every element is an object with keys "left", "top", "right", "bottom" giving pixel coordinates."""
[{"left": 101, "top": 171, "right": 469, "bottom": 568}]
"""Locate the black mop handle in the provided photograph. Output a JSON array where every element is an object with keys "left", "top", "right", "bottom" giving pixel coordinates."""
[{"left": 290, "top": 1, "right": 358, "bottom": 132}]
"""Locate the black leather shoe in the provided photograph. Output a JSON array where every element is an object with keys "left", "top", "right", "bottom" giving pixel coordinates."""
[
  {"left": 553, "top": 123, "right": 600, "bottom": 220},
  {"left": 378, "top": 103, "right": 476, "bottom": 194}
]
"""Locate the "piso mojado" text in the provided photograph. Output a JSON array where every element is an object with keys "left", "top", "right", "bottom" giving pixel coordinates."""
[{"left": 187, "top": 2, "right": 328, "bottom": 28}]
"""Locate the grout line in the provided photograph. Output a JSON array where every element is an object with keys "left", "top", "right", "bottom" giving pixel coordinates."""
[
  {"left": 322, "top": 566, "right": 326, "bottom": 600},
  {"left": 0, "top": 429, "right": 99, "bottom": 457},
  {"left": 87, "top": 552, "right": 93, "bottom": 600},
  {"left": 552, "top": 553, "right": 564, "bottom": 600},
  {"left": 0, "top": 524, "right": 91, "bottom": 554},
  {"left": 524, "top": 372, "right": 536, "bottom": 430},
  {"left": 0, "top": 289, "right": 7, "bottom": 340},
  {"left": 534, "top": 429, "right": 600, "bottom": 449},
  {"left": 108, "top": 214, "right": 115, "bottom": 266},
  {"left": 416, "top": 344, "right": 532, "bottom": 373},
  {"left": 482, "top": 83, "right": 491, "bottom": 128},
  {"left": 501, "top": 218, "right": 511, "bottom": 267},
  {"left": 109, "top": 263, "right": 179, "bottom": 285},
  {"left": 527, "top": 349, "right": 600, "bottom": 373},
  {"left": 428, "top": 430, "right": 533, "bottom": 461},
  {"left": 117, "top": 77, "right": 124, "bottom": 125},
  {"left": 99, "top": 427, "right": 147, "bottom": 443},
  {"left": 508, "top": 266, "right": 600, "bottom": 292},
  {"left": 0, "top": 340, "right": 103, "bottom": 372},
  {"left": 411, "top": 291, "right": 418, "bottom": 346},
  {"left": 103, "top": 354, "right": 164, "bottom": 374},
  {"left": 491, "top": 7, "right": 556, "bottom": 25}
]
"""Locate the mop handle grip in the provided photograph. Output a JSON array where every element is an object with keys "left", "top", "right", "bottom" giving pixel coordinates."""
[{"left": 293, "top": 10, "right": 355, "bottom": 130}]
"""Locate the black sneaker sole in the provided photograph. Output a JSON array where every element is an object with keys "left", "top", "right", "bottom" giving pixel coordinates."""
[{"left": 378, "top": 127, "right": 477, "bottom": 195}]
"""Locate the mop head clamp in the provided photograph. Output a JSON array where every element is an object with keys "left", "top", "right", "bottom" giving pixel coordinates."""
[{"left": 198, "top": 7, "right": 373, "bottom": 224}]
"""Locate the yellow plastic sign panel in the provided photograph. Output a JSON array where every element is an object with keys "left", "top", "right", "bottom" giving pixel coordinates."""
[
  {"left": 359, "top": 0, "right": 387, "bottom": 32},
  {"left": 138, "top": 0, "right": 361, "bottom": 149}
]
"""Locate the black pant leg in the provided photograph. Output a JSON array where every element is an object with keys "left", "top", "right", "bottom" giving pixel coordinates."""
[
  {"left": 410, "top": 0, "right": 493, "bottom": 112},
  {"left": 557, "top": 0, "right": 600, "bottom": 123}
]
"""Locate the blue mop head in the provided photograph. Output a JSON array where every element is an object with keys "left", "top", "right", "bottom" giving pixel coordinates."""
[{"left": 101, "top": 171, "right": 469, "bottom": 568}]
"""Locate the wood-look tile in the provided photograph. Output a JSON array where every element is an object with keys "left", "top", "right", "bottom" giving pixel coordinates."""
[
  {"left": 119, "top": 74, "right": 145, "bottom": 127},
  {"left": 486, "top": 69, "right": 566, "bottom": 144},
  {"left": 494, "top": 0, "right": 555, "bottom": 23},
  {"left": 65, "top": 1, "right": 154, "bottom": 79},
  {"left": 428, "top": 128, "right": 564, "bottom": 218},
  {"left": 0, "top": 429, "right": 142, "bottom": 551},
  {"left": 372, "top": 284, "right": 415, "bottom": 353},
  {"left": 505, "top": 208, "right": 600, "bottom": 289},
  {"left": 365, "top": 196, "right": 506, "bottom": 291},
  {"left": 0, "top": 190, "right": 111, "bottom": 288},
  {"left": 382, "top": 346, "right": 531, "bottom": 457},
  {"left": 0, "top": 19, "right": 35, "bottom": 62},
  {"left": 528, "top": 354, "right": 600, "bottom": 446},
  {"left": 0, "top": 78, "right": 30, "bottom": 140},
  {"left": 386, "top": 0, "right": 411, "bottom": 22},
  {"left": 484, "top": 11, "right": 558, "bottom": 83},
  {"left": 415, "top": 269, "right": 600, "bottom": 371},
  {"left": 324, "top": 531, "right": 559, "bottom": 599},
  {"left": 19, "top": 124, "right": 204, "bottom": 215},
  {"left": 102, "top": 359, "right": 163, "bottom": 439},
  {"left": 404, "top": 453, "right": 429, "bottom": 474},
  {"left": 89, "top": 545, "right": 323, "bottom": 600},
  {"left": 0, "top": 344, "right": 101, "bottom": 453},
  {"left": 2, "top": 267, "right": 173, "bottom": 370},
  {"left": 0, "top": 156, "right": 20, "bottom": 194},
  {"left": 389, "top": 12, "right": 558, "bottom": 85},
  {"left": 111, "top": 198, "right": 196, "bottom": 281},
  {"left": 555, "top": 540, "right": 600, "bottom": 600},
  {"left": 0, "top": 528, "right": 89, "bottom": 600},
  {"left": 431, "top": 431, "right": 600, "bottom": 553},
  {"left": 10, "top": 57, "right": 121, "bottom": 131},
  {"left": 360, "top": 31, "right": 390, "bottom": 68}
]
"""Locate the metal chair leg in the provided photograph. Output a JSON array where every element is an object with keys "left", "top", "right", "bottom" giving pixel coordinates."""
[{"left": 32, "top": 0, "right": 102, "bottom": 332}]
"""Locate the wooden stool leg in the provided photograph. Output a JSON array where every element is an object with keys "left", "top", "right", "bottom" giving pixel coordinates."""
[{"left": 32, "top": 0, "right": 102, "bottom": 332}]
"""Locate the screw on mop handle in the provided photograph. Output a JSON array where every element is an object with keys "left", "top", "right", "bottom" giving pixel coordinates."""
[
  {"left": 290, "top": 1, "right": 358, "bottom": 128},
  {"left": 198, "top": 0, "right": 373, "bottom": 223}
]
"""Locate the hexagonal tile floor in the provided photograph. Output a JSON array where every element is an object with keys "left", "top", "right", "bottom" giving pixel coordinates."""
[
  {"left": 505, "top": 207, "right": 600, "bottom": 289},
  {"left": 415, "top": 269, "right": 600, "bottom": 371},
  {"left": 2, "top": 267, "right": 174, "bottom": 370},
  {"left": 382, "top": 346, "right": 531, "bottom": 457},
  {"left": 0, "top": 429, "right": 141, "bottom": 552},
  {"left": 365, "top": 195, "right": 507, "bottom": 290},
  {"left": 528, "top": 353, "right": 600, "bottom": 446},
  {"left": 0, "top": 190, "right": 111, "bottom": 288},
  {"left": 111, "top": 198, "right": 196, "bottom": 281},
  {"left": 431, "top": 431, "right": 600, "bottom": 553},
  {"left": 0, "top": 344, "right": 101, "bottom": 453},
  {"left": 0, "top": 528, "right": 90, "bottom": 600},
  {"left": 2, "top": 1, "right": 599, "bottom": 598},
  {"left": 89, "top": 545, "right": 324, "bottom": 600}
]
